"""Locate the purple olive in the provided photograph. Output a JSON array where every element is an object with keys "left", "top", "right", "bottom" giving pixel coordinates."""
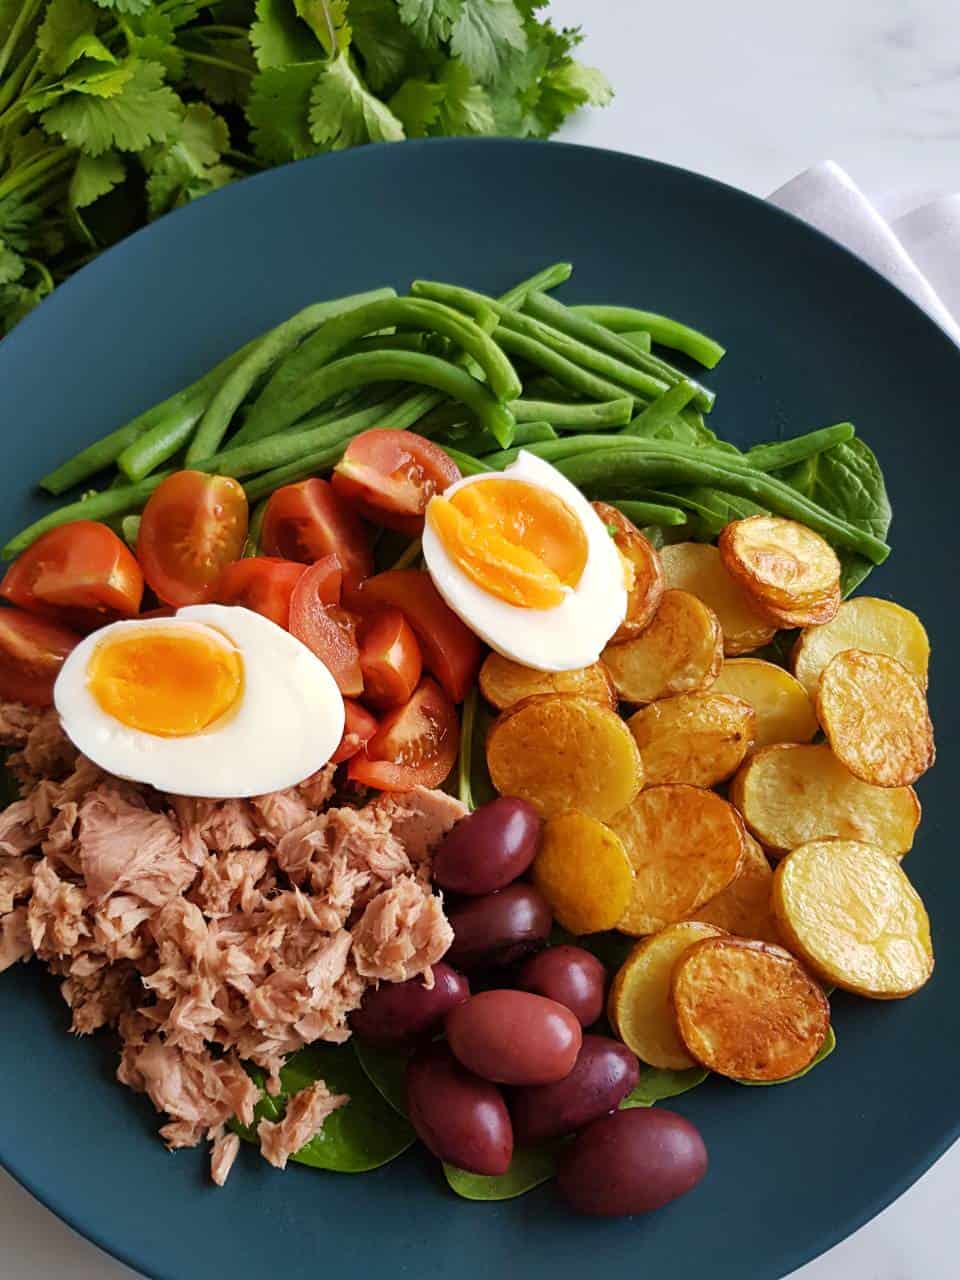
[
  {"left": 557, "top": 1108, "right": 708, "bottom": 1217},
  {"left": 446, "top": 989, "right": 582, "bottom": 1086},
  {"left": 405, "top": 1041, "right": 513, "bottom": 1176},
  {"left": 432, "top": 797, "right": 542, "bottom": 895},
  {"left": 515, "top": 946, "right": 606, "bottom": 1027},
  {"left": 349, "top": 962, "right": 470, "bottom": 1047},
  {"left": 446, "top": 884, "right": 553, "bottom": 971},
  {"left": 509, "top": 1035, "right": 639, "bottom": 1146}
]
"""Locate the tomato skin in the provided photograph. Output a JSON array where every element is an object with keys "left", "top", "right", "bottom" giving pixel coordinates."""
[
  {"left": 215, "top": 557, "right": 308, "bottom": 629},
  {"left": 352, "top": 570, "right": 482, "bottom": 703},
  {"left": 138, "top": 471, "right": 248, "bottom": 607},
  {"left": 332, "top": 430, "right": 462, "bottom": 535},
  {"left": 0, "top": 607, "right": 82, "bottom": 706},
  {"left": 331, "top": 698, "right": 379, "bottom": 764},
  {"left": 359, "top": 607, "right": 423, "bottom": 709},
  {"left": 0, "top": 520, "right": 143, "bottom": 632},
  {"left": 347, "top": 677, "right": 459, "bottom": 791},
  {"left": 261, "top": 479, "right": 373, "bottom": 586},
  {"left": 289, "top": 558, "right": 363, "bottom": 696}
]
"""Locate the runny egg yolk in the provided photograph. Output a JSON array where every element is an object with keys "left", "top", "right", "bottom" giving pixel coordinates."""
[
  {"left": 427, "top": 478, "right": 589, "bottom": 609},
  {"left": 87, "top": 627, "right": 243, "bottom": 737}
]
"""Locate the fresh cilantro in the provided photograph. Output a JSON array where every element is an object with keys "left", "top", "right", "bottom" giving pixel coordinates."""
[
  {"left": 69, "top": 150, "right": 125, "bottom": 208},
  {"left": 434, "top": 57, "right": 494, "bottom": 134},
  {"left": 309, "top": 54, "right": 405, "bottom": 149},
  {"left": 0, "top": 239, "right": 25, "bottom": 285},
  {"left": 41, "top": 60, "right": 182, "bottom": 154},
  {"left": 388, "top": 76, "right": 444, "bottom": 137},
  {"left": 246, "top": 61, "right": 323, "bottom": 164},
  {"left": 180, "top": 32, "right": 256, "bottom": 104},
  {"left": 450, "top": 0, "right": 526, "bottom": 84},
  {"left": 36, "top": 0, "right": 100, "bottom": 75},
  {"left": 250, "top": 0, "right": 324, "bottom": 69},
  {"left": 295, "top": 0, "right": 351, "bottom": 56},
  {"left": 397, "top": 0, "right": 464, "bottom": 47},
  {"left": 90, "top": 0, "right": 153, "bottom": 15},
  {"left": 350, "top": 0, "right": 421, "bottom": 93},
  {"left": 126, "top": 11, "right": 186, "bottom": 81}
]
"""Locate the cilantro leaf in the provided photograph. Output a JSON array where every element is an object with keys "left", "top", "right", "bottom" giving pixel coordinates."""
[
  {"left": 69, "top": 150, "right": 125, "bottom": 208},
  {"left": 309, "top": 54, "right": 405, "bottom": 149},
  {"left": 250, "top": 0, "right": 324, "bottom": 68},
  {"left": 180, "top": 33, "right": 256, "bottom": 104},
  {"left": 388, "top": 76, "right": 444, "bottom": 137},
  {"left": 541, "top": 59, "right": 613, "bottom": 115},
  {"left": 36, "top": 0, "right": 101, "bottom": 75},
  {"left": 0, "top": 240, "right": 25, "bottom": 286},
  {"left": 450, "top": 0, "right": 526, "bottom": 84},
  {"left": 433, "top": 57, "right": 494, "bottom": 135},
  {"left": 90, "top": 0, "right": 153, "bottom": 15},
  {"left": 397, "top": 0, "right": 463, "bottom": 47},
  {"left": 145, "top": 104, "right": 233, "bottom": 216},
  {"left": 246, "top": 61, "right": 322, "bottom": 164},
  {"left": 295, "top": 0, "right": 350, "bottom": 56},
  {"left": 127, "top": 10, "right": 185, "bottom": 80},
  {"left": 350, "top": 0, "right": 421, "bottom": 93},
  {"left": 40, "top": 60, "right": 183, "bottom": 155}
]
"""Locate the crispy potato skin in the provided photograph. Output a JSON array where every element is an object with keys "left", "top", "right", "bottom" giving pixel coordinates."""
[
  {"left": 602, "top": 589, "right": 723, "bottom": 704},
  {"left": 486, "top": 694, "right": 643, "bottom": 821},
  {"left": 729, "top": 743, "right": 920, "bottom": 857},
  {"left": 792, "top": 596, "right": 930, "bottom": 697},
  {"left": 711, "top": 658, "right": 818, "bottom": 749},
  {"left": 592, "top": 502, "right": 665, "bottom": 642},
  {"left": 660, "top": 542, "right": 776, "bottom": 656},
  {"left": 689, "top": 834, "right": 783, "bottom": 945},
  {"left": 533, "top": 812, "right": 635, "bottom": 935},
  {"left": 671, "top": 937, "right": 830, "bottom": 1080},
  {"left": 719, "top": 516, "right": 841, "bottom": 628},
  {"left": 610, "top": 784, "right": 746, "bottom": 935},
  {"left": 773, "top": 840, "right": 934, "bottom": 998},
  {"left": 478, "top": 652, "right": 616, "bottom": 712},
  {"left": 816, "top": 649, "right": 935, "bottom": 788},
  {"left": 628, "top": 692, "right": 755, "bottom": 788},
  {"left": 752, "top": 583, "right": 842, "bottom": 630},
  {"left": 608, "top": 922, "right": 724, "bottom": 1070}
]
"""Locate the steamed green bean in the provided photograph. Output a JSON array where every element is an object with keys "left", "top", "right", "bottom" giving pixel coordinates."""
[{"left": 571, "top": 305, "right": 726, "bottom": 368}]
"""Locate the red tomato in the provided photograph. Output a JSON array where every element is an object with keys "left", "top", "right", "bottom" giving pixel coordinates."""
[
  {"left": 261, "top": 479, "right": 373, "bottom": 586},
  {"left": 359, "top": 607, "right": 423, "bottom": 709},
  {"left": 348, "top": 677, "right": 459, "bottom": 791},
  {"left": 215, "top": 557, "right": 309, "bottom": 629},
  {"left": 0, "top": 521, "right": 143, "bottom": 632},
  {"left": 352, "top": 570, "right": 482, "bottom": 703},
  {"left": 0, "top": 607, "right": 82, "bottom": 706},
  {"left": 290, "top": 558, "right": 362, "bottom": 696},
  {"left": 331, "top": 698, "right": 379, "bottom": 764},
  {"left": 332, "top": 429, "right": 462, "bottom": 533},
  {"left": 138, "top": 471, "right": 248, "bottom": 607}
]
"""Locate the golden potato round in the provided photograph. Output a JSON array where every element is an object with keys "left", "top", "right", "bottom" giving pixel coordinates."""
[
  {"left": 719, "top": 515, "right": 841, "bottom": 627},
  {"left": 486, "top": 694, "right": 643, "bottom": 821},
  {"left": 591, "top": 502, "right": 665, "bottom": 641},
  {"left": 532, "top": 812, "right": 635, "bottom": 935},
  {"left": 817, "top": 649, "right": 935, "bottom": 788},
  {"left": 773, "top": 840, "right": 934, "bottom": 998},
  {"left": 478, "top": 652, "right": 615, "bottom": 712},
  {"left": 752, "top": 583, "right": 842, "bottom": 631},
  {"left": 729, "top": 743, "right": 920, "bottom": 857},
  {"left": 689, "top": 834, "right": 782, "bottom": 945},
  {"left": 659, "top": 541, "right": 776, "bottom": 656},
  {"left": 711, "top": 658, "right": 818, "bottom": 748},
  {"left": 672, "top": 937, "right": 830, "bottom": 1081},
  {"left": 602, "top": 589, "right": 723, "bottom": 704},
  {"left": 608, "top": 922, "right": 725, "bottom": 1069},
  {"left": 792, "top": 596, "right": 930, "bottom": 698},
  {"left": 610, "top": 784, "right": 746, "bottom": 935},
  {"left": 628, "top": 692, "right": 755, "bottom": 788}
]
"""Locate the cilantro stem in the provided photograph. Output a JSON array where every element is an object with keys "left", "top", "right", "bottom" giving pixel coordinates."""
[
  {"left": 22, "top": 257, "right": 54, "bottom": 293},
  {"left": 0, "top": 147, "right": 73, "bottom": 203},
  {"left": 180, "top": 50, "right": 255, "bottom": 79},
  {"left": 0, "top": 0, "right": 44, "bottom": 80},
  {"left": 0, "top": 48, "right": 39, "bottom": 118},
  {"left": 195, "top": 25, "right": 249, "bottom": 37}
]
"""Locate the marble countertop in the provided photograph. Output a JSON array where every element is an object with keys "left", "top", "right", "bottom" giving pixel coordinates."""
[{"left": 5, "top": 1, "right": 957, "bottom": 1275}]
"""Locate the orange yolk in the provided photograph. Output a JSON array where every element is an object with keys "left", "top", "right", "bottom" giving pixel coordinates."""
[
  {"left": 87, "top": 626, "right": 243, "bottom": 737},
  {"left": 428, "top": 479, "right": 589, "bottom": 609}
]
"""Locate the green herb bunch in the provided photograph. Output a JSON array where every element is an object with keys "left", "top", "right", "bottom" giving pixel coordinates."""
[{"left": 0, "top": 0, "right": 612, "bottom": 335}]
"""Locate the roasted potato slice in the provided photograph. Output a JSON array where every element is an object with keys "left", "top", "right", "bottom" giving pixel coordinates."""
[
  {"left": 610, "top": 784, "right": 745, "bottom": 935},
  {"left": 711, "top": 658, "right": 818, "bottom": 748},
  {"left": 659, "top": 541, "right": 776, "bottom": 655},
  {"left": 792, "top": 596, "right": 930, "bottom": 697},
  {"left": 719, "top": 515, "right": 841, "bottom": 627},
  {"left": 729, "top": 743, "right": 920, "bottom": 857},
  {"left": 672, "top": 936, "right": 830, "bottom": 1081},
  {"left": 608, "top": 922, "right": 725, "bottom": 1069},
  {"left": 602, "top": 589, "right": 723, "bottom": 704},
  {"left": 486, "top": 694, "right": 643, "bottom": 821},
  {"left": 817, "top": 650, "right": 935, "bottom": 788},
  {"left": 773, "top": 840, "right": 934, "bottom": 998},
  {"left": 689, "top": 834, "right": 782, "bottom": 945},
  {"left": 479, "top": 652, "right": 615, "bottom": 711},
  {"left": 532, "top": 812, "right": 635, "bottom": 934},
  {"left": 591, "top": 502, "right": 665, "bottom": 641},
  {"left": 628, "top": 692, "right": 755, "bottom": 787}
]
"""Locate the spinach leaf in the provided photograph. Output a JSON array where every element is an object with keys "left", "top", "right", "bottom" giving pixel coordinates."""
[
  {"left": 354, "top": 1040, "right": 413, "bottom": 1118},
  {"left": 620, "top": 1066, "right": 710, "bottom": 1107},
  {"left": 444, "top": 1141, "right": 567, "bottom": 1201},
  {"left": 736, "top": 1023, "right": 836, "bottom": 1086}
]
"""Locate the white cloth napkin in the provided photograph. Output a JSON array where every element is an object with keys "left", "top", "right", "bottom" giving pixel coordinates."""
[{"left": 769, "top": 161, "right": 960, "bottom": 347}]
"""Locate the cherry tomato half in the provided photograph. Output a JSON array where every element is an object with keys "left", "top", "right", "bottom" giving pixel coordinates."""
[
  {"left": 0, "top": 520, "right": 143, "bottom": 632},
  {"left": 347, "top": 677, "right": 459, "bottom": 791},
  {"left": 215, "top": 557, "right": 308, "bottom": 629},
  {"left": 290, "top": 557, "right": 363, "bottom": 696},
  {"left": 332, "top": 429, "right": 462, "bottom": 534},
  {"left": 261, "top": 478, "right": 373, "bottom": 587},
  {"left": 331, "top": 698, "right": 379, "bottom": 764},
  {"left": 138, "top": 471, "right": 248, "bottom": 607},
  {"left": 359, "top": 607, "right": 423, "bottom": 709},
  {"left": 0, "top": 607, "right": 82, "bottom": 706}
]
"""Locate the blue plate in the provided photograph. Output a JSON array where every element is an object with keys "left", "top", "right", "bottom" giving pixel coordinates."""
[{"left": 0, "top": 139, "right": 956, "bottom": 1280}]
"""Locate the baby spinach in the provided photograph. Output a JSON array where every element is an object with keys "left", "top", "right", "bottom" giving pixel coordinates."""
[
  {"left": 444, "top": 1141, "right": 567, "bottom": 1201},
  {"left": 620, "top": 1066, "right": 710, "bottom": 1108},
  {"left": 736, "top": 1024, "right": 837, "bottom": 1087},
  {"left": 354, "top": 1041, "right": 413, "bottom": 1119}
]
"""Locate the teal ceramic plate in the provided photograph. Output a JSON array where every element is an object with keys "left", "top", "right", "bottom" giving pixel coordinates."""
[{"left": 0, "top": 139, "right": 956, "bottom": 1280}]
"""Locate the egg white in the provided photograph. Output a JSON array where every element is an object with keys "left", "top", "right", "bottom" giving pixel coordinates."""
[
  {"left": 421, "top": 451, "right": 627, "bottom": 672},
  {"left": 54, "top": 604, "right": 345, "bottom": 798}
]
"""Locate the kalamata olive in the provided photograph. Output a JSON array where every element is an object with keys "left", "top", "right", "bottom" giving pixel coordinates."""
[
  {"left": 557, "top": 1108, "right": 708, "bottom": 1217},
  {"left": 405, "top": 1041, "right": 513, "bottom": 1176},
  {"left": 515, "top": 945, "right": 606, "bottom": 1027},
  {"left": 349, "top": 962, "right": 470, "bottom": 1047},
  {"left": 446, "top": 989, "right": 582, "bottom": 1085},
  {"left": 509, "top": 1035, "right": 639, "bottom": 1146},
  {"left": 432, "top": 797, "right": 542, "bottom": 895},
  {"left": 446, "top": 884, "right": 552, "bottom": 971}
]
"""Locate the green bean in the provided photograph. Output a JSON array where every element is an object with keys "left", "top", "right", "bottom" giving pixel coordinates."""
[
  {"left": 244, "top": 498, "right": 268, "bottom": 556},
  {"left": 340, "top": 333, "right": 428, "bottom": 357},
  {"left": 120, "top": 514, "right": 141, "bottom": 549},
  {"left": 440, "top": 447, "right": 496, "bottom": 476},
  {"left": 743, "top": 423, "right": 855, "bottom": 472},
  {"left": 571, "top": 305, "right": 726, "bottom": 369},
  {"left": 611, "top": 499, "right": 688, "bottom": 528},
  {"left": 520, "top": 375, "right": 584, "bottom": 402},
  {"left": 497, "top": 262, "right": 572, "bottom": 310},
  {"left": 390, "top": 538, "right": 423, "bottom": 571},
  {"left": 492, "top": 328, "right": 643, "bottom": 407},
  {"left": 620, "top": 330, "right": 652, "bottom": 353},
  {"left": 410, "top": 401, "right": 475, "bottom": 437},
  {"left": 623, "top": 381, "right": 700, "bottom": 436},
  {"left": 511, "top": 397, "right": 633, "bottom": 429},
  {"left": 3, "top": 474, "right": 169, "bottom": 557},
  {"left": 274, "top": 384, "right": 402, "bottom": 435},
  {"left": 446, "top": 420, "right": 557, "bottom": 456}
]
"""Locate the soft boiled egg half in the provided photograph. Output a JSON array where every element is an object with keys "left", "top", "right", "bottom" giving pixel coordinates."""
[
  {"left": 54, "top": 604, "right": 344, "bottom": 797},
  {"left": 422, "top": 451, "right": 627, "bottom": 672}
]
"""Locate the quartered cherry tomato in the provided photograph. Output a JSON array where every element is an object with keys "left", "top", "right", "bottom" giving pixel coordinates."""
[
  {"left": 0, "top": 607, "right": 82, "bottom": 706},
  {"left": 332, "top": 429, "right": 461, "bottom": 534},
  {"left": 347, "top": 677, "right": 458, "bottom": 791},
  {"left": 261, "top": 478, "right": 373, "bottom": 586},
  {"left": 289, "top": 556, "right": 362, "bottom": 696},
  {"left": 358, "top": 607, "right": 423, "bottom": 708},
  {"left": 331, "top": 698, "right": 379, "bottom": 764},
  {"left": 138, "top": 471, "right": 248, "bottom": 607},
  {"left": 215, "top": 557, "right": 308, "bottom": 629}
]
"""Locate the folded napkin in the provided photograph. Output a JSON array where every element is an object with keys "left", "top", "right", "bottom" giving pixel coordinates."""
[{"left": 769, "top": 161, "right": 960, "bottom": 347}]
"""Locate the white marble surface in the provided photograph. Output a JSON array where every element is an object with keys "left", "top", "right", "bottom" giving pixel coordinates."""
[{"left": 5, "top": 1, "right": 959, "bottom": 1276}]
